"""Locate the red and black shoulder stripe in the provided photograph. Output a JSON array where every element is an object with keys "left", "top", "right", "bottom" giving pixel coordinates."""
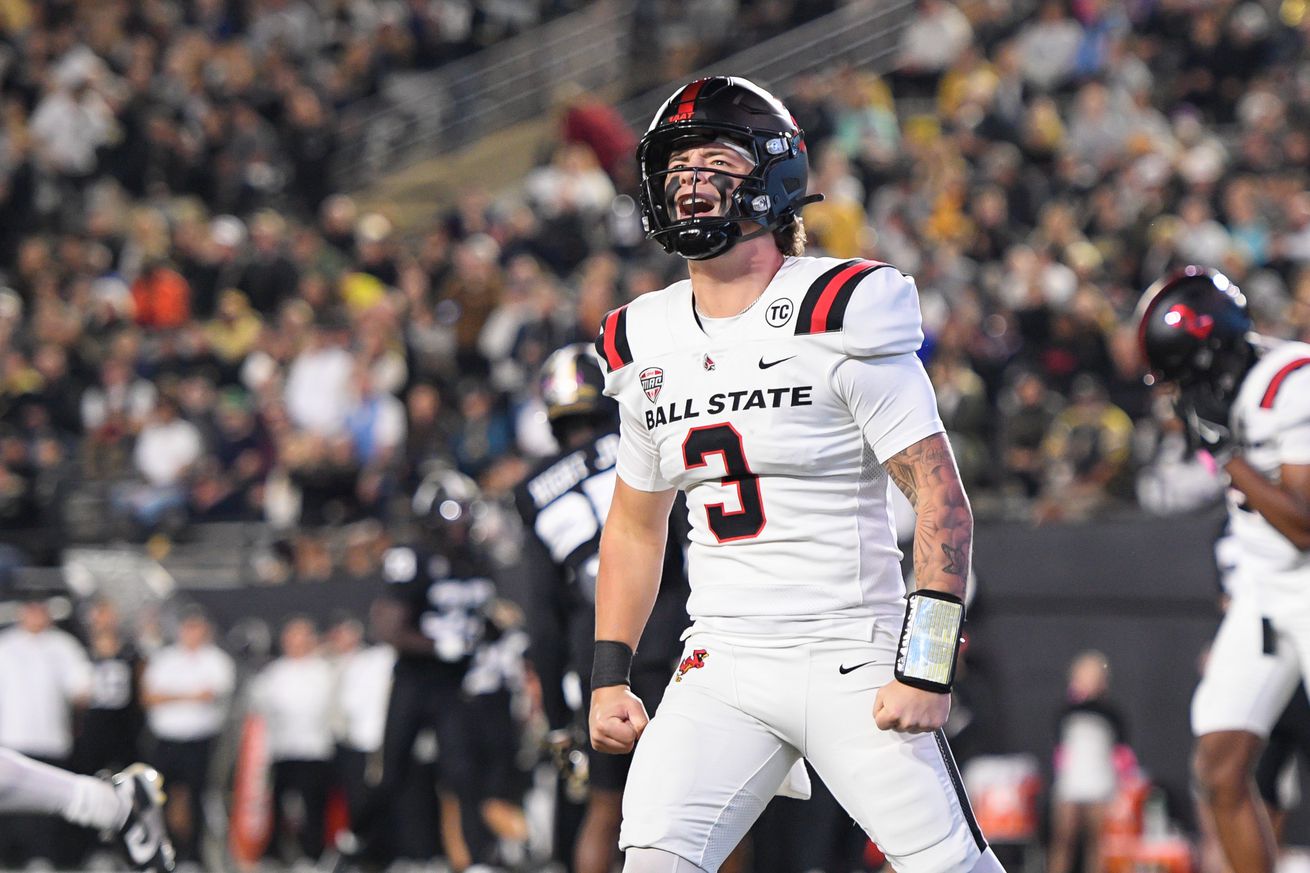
[
  {"left": 594, "top": 305, "right": 634, "bottom": 373},
  {"left": 794, "top": 259, "right": 892, "bottom": 336},
  {"left": 1259, "top": 357, "right": 1310, "bottom": 409}
]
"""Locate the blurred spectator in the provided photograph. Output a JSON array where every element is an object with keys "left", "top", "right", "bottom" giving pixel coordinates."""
[
  {"left": 451, "top": 380, "right": 516, "bottom": 481},
  {"left": 28, "top": 62, "right": 115, "bottom": 223},
  {"left": 996, "top": 370, "right": 1062, "bottom": 500},
  {"left": 344, "top": 362, "right": 406, "bottom": 468},
  {"left": 1035, "top": 374, "right": 1134, "bottom": 522},
  {"left": 893, "top": 0, "right": 974, "bottom": 98},
  {"left": 1016, "top": 0, "right": 1079, "bottom": 92},
  {"left": 524, "top": 143, "right": 615, "bottom": 277},
  {"left": 0, "top": 594, "right": 92, "bottom": 867},
  {"left": 285, "top": 319, "right": 355, "bottom": 437},
  {"left": 131, "top": 259, "right": 192, "bottom": 330},
  {"left": 283, "top": 86, "right": 338, "bottom": 214},
  {"left": 204, "top": 290, "right": 264, "bottom": 380},
  {"left": 803, "top": 144, "right": 867, "bottom": 258},
  {"left": 552, "top": 83, "right": 639, "bottom": 190},
  {"left": 188, "top": 216, "right": 249, "bottom": 320},
  {"left": 142, "top": 607, "right": 235, "bottom": 866},
  {"left": 928, "top": 352, "right": 992, "bottom": 492},
  {"left": 332, "top": 602, "right": 396, "bottom": 858},
  {"left": 1133, "top": 387, "right": 1225, "bottom": 517},
  {"left": 1174, "top": 196, "right": 1233, "bottom": 268},
  {"left": 115, "top": 397, "right": 204, "bottom": 536},
  {"left": 438, "top": 235, "right": 506, "bottom": 376},
  {"left": 404, "top": 383, "right": 458, "bottom": 485},
  {"left": 238, "top": 210, "right": 301, "bottom": 318},
  {"left": 80, "top": 357, "right": 158, "bottom": 478},
  {"left": 250, "top": 616, "right": 336, "bottom": 864},
  {"left": 1048, "top": 650, "right": 1136, "bottom": 873}
]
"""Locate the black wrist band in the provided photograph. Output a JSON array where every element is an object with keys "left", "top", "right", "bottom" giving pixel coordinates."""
[{"left": 592, "top": 640, "right": 634, "bottom": 689}]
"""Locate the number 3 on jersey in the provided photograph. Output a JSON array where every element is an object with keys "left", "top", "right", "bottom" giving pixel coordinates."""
[{"left": 682, "top": 423, "right": 766, "bottom": 542}]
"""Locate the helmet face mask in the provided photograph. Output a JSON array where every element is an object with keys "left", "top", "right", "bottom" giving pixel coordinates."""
[{"left": 637, "top": 77, "right": 820, "bottom": 260}]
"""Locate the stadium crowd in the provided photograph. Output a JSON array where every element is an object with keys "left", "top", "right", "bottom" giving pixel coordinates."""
[{"left": 2, "top": 0, "right": 1310, "bottom": 868}]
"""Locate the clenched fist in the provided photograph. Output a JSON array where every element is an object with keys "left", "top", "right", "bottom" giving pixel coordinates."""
[
  {"left": 874, "top": 680, "right": 951, "bottom": 733},
  {"left": 589, "top": 684, "right": 650, "bottom": 754}
]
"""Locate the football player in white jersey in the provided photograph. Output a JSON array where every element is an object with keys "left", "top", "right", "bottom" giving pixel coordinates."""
[
  {"left": 1136, "top": 266, "right": 1310, "bottom": 873},
  {"left": 586, "top": 75, "right": 1003, "bottom": 873}
]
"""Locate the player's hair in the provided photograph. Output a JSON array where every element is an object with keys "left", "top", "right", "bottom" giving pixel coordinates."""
[{"left": 773, "top": 216, "right": 807, "bottom": 257}]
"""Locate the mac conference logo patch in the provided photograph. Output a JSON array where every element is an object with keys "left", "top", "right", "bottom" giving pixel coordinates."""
[{"left": 640, "top": 367, "right": 664, "bottom": 403}]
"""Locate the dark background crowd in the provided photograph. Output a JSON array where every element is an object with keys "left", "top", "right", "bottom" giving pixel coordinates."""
[{"left": 1, "top": 0, "right": 1309, "bottom": 869}]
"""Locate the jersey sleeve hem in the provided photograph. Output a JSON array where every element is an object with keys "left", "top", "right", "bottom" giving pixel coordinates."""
[
  {"left": 873, "top": 419, "right": 946, "bottom": 465},
  {"left": 615, "top": 461, "right": 671, "bottom": 493}
]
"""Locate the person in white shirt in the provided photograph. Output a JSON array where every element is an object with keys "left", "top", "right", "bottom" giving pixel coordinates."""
[
  {"left": 114, "top": 397, "right": 204, "bottom": 534},
  {"left": 331, "top": 606, "right": 396, "bottom": 861},
  {"left": 142, "top": 608, "right": 235, "bottom": 865},
  {"left": 250, "top": 616, "right": 337, "bottom": 863},
  {"left": 0, "top": 594, "right": 93, "bottom": 866},
  {"left": 284, "top": 320, "right": 356, "bottom": 437}
]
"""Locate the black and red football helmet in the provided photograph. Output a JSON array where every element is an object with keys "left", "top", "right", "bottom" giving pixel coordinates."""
[
  {"left": 637, "top": 76, "right": 821, "bottom": 260},
  {"left": 1135, "top": 265, "right": 1255, "bottom": 421}
]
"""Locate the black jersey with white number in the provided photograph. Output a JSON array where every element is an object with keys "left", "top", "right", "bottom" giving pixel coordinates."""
[
  {"left": 515, "top": 428, "right": 691, "bottom": 730},
  {"left": 382, "top": 545, "right": 495, "bottom": 676}
]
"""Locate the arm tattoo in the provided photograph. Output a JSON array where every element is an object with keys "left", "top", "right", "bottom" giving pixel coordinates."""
[
  {"left": 885, "top": 456, "right": 918, "bottom": 506},
  {"left": 887, "top": 434, "right": 973, "bottom": 598},
  {"left": 940, "top": 542, "right": 966, "bottom": 576}
]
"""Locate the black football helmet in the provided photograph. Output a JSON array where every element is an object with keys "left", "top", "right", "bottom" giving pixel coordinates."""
[
  {"left": 637, "top": 76, "right": 822, "bottom": 260},
  {"left": 1136, "top": 265, "right": 1255, "bottom": 421},
  {"left": 412, "top": 464, "right": 486, "bottom": 552},
  {"left": 540, "top": 342, "right": 616, "bottom": 442}
]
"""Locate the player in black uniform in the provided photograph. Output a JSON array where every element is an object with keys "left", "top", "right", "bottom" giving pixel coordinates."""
[
  {"left": 75, "top": 597, "right": 145, "bottom": 779},
  {"left": 514, "top": 343, "right": 691, "bottom": 873},
  {"left": 340, "top": 466, "right": 500, "bottom": 871}
]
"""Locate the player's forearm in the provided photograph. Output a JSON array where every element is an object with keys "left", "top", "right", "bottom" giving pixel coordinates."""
[
  {"left": 911, "top": 486, "right": 973, "bottom": 599},
  {"left": 1227, "top": 459, "right": 1310, "bottom": 550},
  {"left": 887, "top": 433, "right": 973, "bottom": 600},
  {"left": 594, "top": 509, "right": 668, "bottom": 650}
]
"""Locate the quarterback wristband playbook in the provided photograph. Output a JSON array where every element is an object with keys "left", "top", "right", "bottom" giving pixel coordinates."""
[
  {"left": 592, "top": 640, "right": 634, "bottom": 689},
  {"left": 894, "top": 590, "right": 965, "bottom": 693}
]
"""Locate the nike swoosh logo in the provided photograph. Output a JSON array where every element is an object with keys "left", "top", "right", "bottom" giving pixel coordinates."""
[
  {"left": 758, "top": 355, "right": 796, "bottom": 369},
  {"left": 838, "top": 660, "right": 880, "bottom": 675}
]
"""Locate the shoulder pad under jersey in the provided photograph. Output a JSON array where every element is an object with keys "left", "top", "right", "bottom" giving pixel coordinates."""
[
  {"left": 594, "top": 284, "right": 685, "bottom": 393},
  {"left": 1253, "top": 343, "right": 1310, "bottom": 423},
  {"left": 792, "top": 258, "right": 923, "bottom": 357},
  {"left": 594, "top": 304, "right": 634, "bottom": 374}
]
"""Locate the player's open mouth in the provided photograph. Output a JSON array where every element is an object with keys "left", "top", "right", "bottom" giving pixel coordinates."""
[{"left": 676, "top": 194, "right": 717, "bottom": 219}]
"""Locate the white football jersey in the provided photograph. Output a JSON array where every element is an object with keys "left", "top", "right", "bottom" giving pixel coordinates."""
[
  {"left": 1228, "top": 339, "right": 1310, "bottom": 592},
  {"left": 595, "top": 256, "right": 944, "bottom": 643}
]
